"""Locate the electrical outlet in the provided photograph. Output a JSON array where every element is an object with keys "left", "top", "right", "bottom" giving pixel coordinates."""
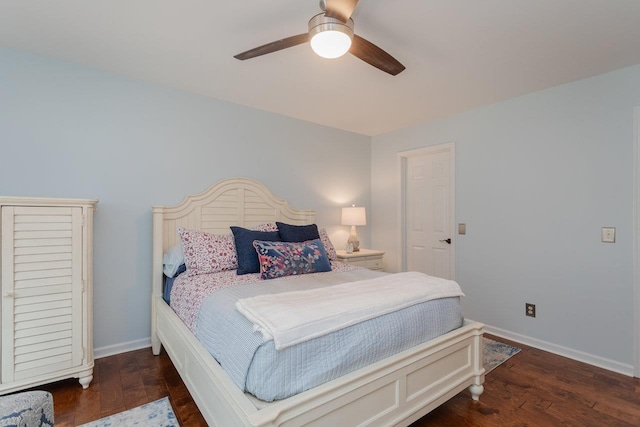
[
  {"left": 526, "top": 303, "right": 536, "bottom": 318},
  {"left": 601, "top": 227, "right": 616, "bottom": 243}
]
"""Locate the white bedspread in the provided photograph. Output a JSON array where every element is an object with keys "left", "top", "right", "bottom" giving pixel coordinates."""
[{"left": 235, "top": 271, "right": 464, "bottom": 350}]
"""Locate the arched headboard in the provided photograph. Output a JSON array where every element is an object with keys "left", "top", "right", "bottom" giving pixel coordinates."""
[{"left": 151, "top": 177, "right": 316, "bottom": 300}]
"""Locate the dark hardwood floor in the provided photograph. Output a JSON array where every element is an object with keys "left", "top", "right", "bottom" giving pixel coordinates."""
[
  {"left": 38, "top": 347, "right": 207, "bottom": 426},
  {"left": 37, "top": 335, "right": 640, "bottom": 426},
  {"left": 414, "top": 335, "right": 640, "bottom": 426}
]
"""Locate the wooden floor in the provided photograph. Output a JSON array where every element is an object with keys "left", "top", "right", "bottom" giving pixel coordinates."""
[
  {"left": 37, "top": 347, "right": 207, "bottom": 426},
  {"left": 37, "top": 335, "right": 640, "bottom": 426}
]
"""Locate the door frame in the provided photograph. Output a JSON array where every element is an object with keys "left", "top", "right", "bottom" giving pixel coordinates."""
[
  {"left": 633, "top": 106, "right": 640, "bottom": 377},
  {"left": 397, "top": 142, "right": 456, "bottom": 277}
]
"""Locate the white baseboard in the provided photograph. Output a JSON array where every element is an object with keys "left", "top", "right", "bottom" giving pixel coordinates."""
[
  {"left": 94, "top": 337, "right": 151, "bottom": 359},
  {"left": 484, "top": 324, "right": 634, "bottom": 377}
]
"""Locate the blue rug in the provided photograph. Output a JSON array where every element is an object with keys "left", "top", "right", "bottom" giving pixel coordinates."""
[
  {"left": 483, "top": 337, "right": 520, "bottom": 373},
  {"left": 78, "top": 397, "right": 178, "bottom": 427}
]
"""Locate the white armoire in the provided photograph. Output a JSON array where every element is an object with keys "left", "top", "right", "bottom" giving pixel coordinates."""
[{"left": 0, "top": 197, "right": 97, "bottom": 394}]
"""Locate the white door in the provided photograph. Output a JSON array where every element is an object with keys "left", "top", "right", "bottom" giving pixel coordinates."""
[{"left": 402, "top": 144, "right": 454, "bottom": 279}]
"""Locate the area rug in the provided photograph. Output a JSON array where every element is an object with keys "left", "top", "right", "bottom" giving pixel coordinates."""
[
  {"left": 78, "top": 396, "right": 178, "bottom": 427},
  {"left": 483, "top": 337, "right": 521, "bottom": 373}
]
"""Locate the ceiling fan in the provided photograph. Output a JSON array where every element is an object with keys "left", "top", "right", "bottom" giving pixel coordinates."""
[{"left": 234, "top": 0, "right": 405, "bottom": 76}]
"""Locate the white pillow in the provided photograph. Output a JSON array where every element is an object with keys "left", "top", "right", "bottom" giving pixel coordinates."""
[{"left": 163, "top": 243, "right": 185, "bottom": 277}]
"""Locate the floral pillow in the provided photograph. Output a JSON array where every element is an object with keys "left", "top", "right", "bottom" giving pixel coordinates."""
[
  {"left": 177, "top": 228, "right": 237, "bottom": 276},
  {"left": 253, "top": 222, "right": 278, "bottom": 232},
  {"left": 318, "top": 228, "right": 337, "bottom": 261},
  {"left": 253, "top": 238, "right": 332, "bottom": 280}
]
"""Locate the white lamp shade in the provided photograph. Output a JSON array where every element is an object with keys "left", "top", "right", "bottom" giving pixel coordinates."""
[
  {"left": 341, "top": 206, "right": 366, "bottom": 226},
  {"left": 310, "top": 30, "right": 352, "bottom": 59}
]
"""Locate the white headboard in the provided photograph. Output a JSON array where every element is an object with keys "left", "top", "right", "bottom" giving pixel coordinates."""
[{"left": 151, "top": 177, "right": 315, "bottom": 299}]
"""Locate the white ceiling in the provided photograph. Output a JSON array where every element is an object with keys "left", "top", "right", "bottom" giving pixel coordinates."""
[{"left": 2, "top": 0, "right": 640, "bottom": 136}]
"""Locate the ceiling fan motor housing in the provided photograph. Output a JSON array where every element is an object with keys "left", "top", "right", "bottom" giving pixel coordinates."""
[{"left": 308, "top": 13, "right": 354, "bottom": 40}]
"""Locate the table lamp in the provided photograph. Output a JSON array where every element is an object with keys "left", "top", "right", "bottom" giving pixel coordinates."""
[{"left": 341, "top": 205, "right": 366, "bottom": 252}]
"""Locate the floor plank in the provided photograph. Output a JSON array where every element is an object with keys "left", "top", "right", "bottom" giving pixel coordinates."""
[{"left": 31, "top": 335, "right": 640, "bottom": 426}]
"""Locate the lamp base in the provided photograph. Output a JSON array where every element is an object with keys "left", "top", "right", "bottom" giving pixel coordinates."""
[{"left": 347, "top": 234, "right": 360, "bottom": 252}]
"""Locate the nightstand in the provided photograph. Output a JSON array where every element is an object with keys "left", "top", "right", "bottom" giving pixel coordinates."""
[{"left": 336, "top": 248, "right": 385, "bottom": 271}]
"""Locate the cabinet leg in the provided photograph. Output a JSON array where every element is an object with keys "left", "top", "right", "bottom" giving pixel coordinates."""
[{"left": 79, "top": 373, "right": 93, "bottom": 389}]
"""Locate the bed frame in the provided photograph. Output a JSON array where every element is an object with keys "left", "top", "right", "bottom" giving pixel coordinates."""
[{"left": 151, "top": 177, "right": 485, "bottom": 427}]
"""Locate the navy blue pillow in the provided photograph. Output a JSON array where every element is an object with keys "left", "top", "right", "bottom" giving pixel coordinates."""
[
  {"left": 163, "top": 263, "right": 186, "bottom": 304},
  {"left": 231, "top": 227, "right": 281, "bottom": 275},
  {"left": 276, "top": 222, "right": 320, "bottom": 242}
]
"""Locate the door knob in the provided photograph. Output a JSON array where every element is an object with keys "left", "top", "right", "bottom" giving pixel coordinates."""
[{"left": 439, "top": 238, "right": 452, "bottom": 244}]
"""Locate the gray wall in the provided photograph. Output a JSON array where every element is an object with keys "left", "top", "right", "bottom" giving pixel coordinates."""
[
  {"left": 371, "top": 64, "right": 640, "bottom": 368},
  {"left": 0, "top": 47, "right": 372, "bottom": 352}
]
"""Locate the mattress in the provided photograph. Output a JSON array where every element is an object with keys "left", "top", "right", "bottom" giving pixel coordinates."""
[{"left": 170, "top": 264, "right": 463, "bottom": 402}]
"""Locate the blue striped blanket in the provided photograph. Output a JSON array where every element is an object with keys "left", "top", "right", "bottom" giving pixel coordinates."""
[{"left": 195, "top": 269, "right": 463, "bottom": 401}]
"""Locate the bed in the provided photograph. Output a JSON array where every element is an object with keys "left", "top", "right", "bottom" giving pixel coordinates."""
[{"left": 151, "top": 177, "right": 485, "bottom": 427}]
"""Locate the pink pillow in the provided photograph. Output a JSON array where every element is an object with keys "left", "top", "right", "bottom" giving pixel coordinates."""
[
  {"left": 178, "top": 228, "right": 237, "bottom": 276},
  {"left": 319, "top": 228, "right": 337, "bottom": 261},
  {"left": 253, "top": 222, "right": 278, "bottom": 232}
]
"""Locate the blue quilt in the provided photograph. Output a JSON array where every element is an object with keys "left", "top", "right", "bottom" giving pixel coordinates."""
[{"left": 195, "top": 269, "right": 463, "bottom": 402}]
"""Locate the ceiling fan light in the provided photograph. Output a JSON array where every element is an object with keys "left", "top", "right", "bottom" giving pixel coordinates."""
[
  {"left": 310, "top": 31, "right": 352, "bottom": 58},
  {"left": 308, "top": 13, "right": 354, "bottom": 59}
]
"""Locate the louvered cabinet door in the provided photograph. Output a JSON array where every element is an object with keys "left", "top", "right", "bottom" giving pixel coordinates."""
[{"left": 1, "top": 206, "right": 84, "bottom": 385}]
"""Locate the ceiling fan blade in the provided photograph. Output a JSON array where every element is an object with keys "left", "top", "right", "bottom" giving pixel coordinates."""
[
  {"left": 324, "top": 0, "right": 359, "bottom": 23},
  {"left": 234, "top": 33, "right": 310, "bottom": 60},
  {"left": 350, "top": 35, "right": 405, "bottom": 76}
]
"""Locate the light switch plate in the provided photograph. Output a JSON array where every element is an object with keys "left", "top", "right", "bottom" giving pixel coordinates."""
[
  {"left": 601, "top": 227, "right": 616, "bottom": 243},
  {"left": 458, "top": 223, "right": 466, "bottom": 235}
]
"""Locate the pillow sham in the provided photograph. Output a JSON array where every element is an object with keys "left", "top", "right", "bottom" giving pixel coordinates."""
[
  {"left": 276, "top": 222, "right": 320, "bottom": 242},
  {"left": 178, "top": 228, "right": 238, "bottom": 276},
  {"left": 230, "top": 226, "right": 281, "bottom": 275},
  {"left": 253, "top": 222, "right": 278, "bottom": 232},
  {"left": 253, "top": 238, "right": 332, "bottom": 280},
  {"left": 163, "top": 243, "right": 185, "bottom": 278},
  {"left": 318, "top": 228, "right": 337, "bottom": 261}
]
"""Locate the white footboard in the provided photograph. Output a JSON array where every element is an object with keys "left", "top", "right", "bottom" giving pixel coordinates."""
[{"left": 153, "top": 296, "right": 484, "bottom": 427}]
